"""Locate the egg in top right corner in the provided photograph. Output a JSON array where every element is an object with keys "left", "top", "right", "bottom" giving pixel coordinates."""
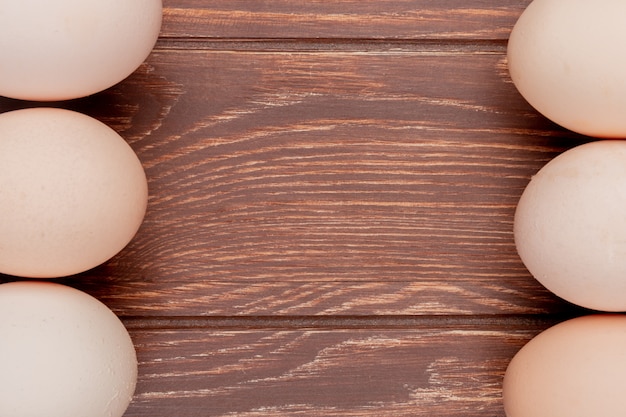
[{"left": 507, "top": 0, "right": 626, "bottom": 138}]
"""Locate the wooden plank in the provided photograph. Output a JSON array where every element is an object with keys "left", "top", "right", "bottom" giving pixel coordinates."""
[
  {"left": 161, "top": 0, "right": 531, "bottom": 40},
  {"left": 67, "top": 278, "right": 575, "bottom": 317},
  {"left": 0, "top": 48, "right": 586, "bottom": 316},
  {"left": 125, "top": 322, "right": 548, "bottom": 416}
]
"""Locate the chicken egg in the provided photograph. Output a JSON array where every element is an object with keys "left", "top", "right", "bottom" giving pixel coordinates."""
[
  {"left": 503, "top": 314, "right": 626, "bottom": 417},
  {"left": 0, "top": 107, "right": 148, "bottom": 278},
  {"left": 0, "top": 0, "right": 162, "bottom": 101},
  {"left": 514, "top": 140, "right": 626, "bottom": 311},
  {"left": 508, "top": 0, "right": 626, "bottom": 138},
  {"left": 0, "top": 281, "right": 137, "bottom": 417}
]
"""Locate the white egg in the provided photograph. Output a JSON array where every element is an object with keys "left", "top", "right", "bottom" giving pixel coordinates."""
[
  {"left": 514, "top": 140, "right": 626, "bottom": 311},
  {"left": 0, "top": 108, "right": 148, "bottom": 278},
  {"left": 0, "top": 0, "right": 162, "bottom": 101},
  {"left": 0, "top": 281, "right": 137, "bottom": 417},
  {"left": 508, "top": 0, "right": 626, "bottom": 138}
]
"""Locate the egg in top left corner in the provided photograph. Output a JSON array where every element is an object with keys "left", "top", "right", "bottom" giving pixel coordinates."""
[
  {"left": 0, "top": 0, "right": 162, "bottom": 101},
  {"left": 0, "top": 107, "right": 148, "bottom": 278}
]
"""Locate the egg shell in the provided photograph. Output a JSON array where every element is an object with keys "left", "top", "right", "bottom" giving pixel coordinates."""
[
  {"left": 503, "top": 314, "right": 626, "bottom": 417},
  {"left": 507, "top": 0, "right": 626, "bottom": 138},
  {"left": 0, "top": 108, "right": 148, "bottom": 278},
  {"left": 0, "top": 0, "right": 162, "bottom": 101},
  {"left": 0, "top": 281, "right": 137, "bottom": 417},
  {"left": 514, "top": 140, "right": 626, "bottom": 311}
]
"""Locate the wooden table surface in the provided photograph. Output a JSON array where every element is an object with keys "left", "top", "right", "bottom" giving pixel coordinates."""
[{"left": 0, "top": 1, "right": 593, "bottom": 416}]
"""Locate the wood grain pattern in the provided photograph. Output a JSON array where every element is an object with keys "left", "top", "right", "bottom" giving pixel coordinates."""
[
  {"left": 0, "top": 50, "right": 586, "bottom": 316},
  {"left": 0, "top": 2, "right": 590, "bottom": 416},
  {"left": 161, "top": 0, "right": 531, "bottom": 40},
  {"left": 127, "top": 322, "right": 547, "bottom": 417}
]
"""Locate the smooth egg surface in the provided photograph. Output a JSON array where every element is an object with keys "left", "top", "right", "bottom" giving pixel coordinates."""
[
  {"left": 0, "top": 108, "right": 148, "bottom": 278},
  {"left": 0, "top": 281, "right": 137, "bottom": 417},
  {"left": 514, "top": 140, "right": 626, "bottom": 311},
  {"left": 507, "top": 0, "right": 626, "bottom": 138},
  {"left": 503, "top": 314, "right": 626, "bottom": 417},
  {"left": 0, "top": 0, "right": 162, "bottom": 101}
]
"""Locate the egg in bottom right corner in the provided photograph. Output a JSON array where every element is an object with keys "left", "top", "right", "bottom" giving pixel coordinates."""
[{"left": 503, "top": 314, "right": 626, "bottom": 417}]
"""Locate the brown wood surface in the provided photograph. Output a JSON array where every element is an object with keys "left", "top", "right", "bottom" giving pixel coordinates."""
[{"left": 0, "top": 1, "right": 594, "bottom": 416}]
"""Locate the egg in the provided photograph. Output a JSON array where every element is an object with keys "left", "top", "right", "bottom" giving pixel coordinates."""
[
  {"left": 514, "top": 140, "right": 626, "bottom": 311},
  {"left": 0, "top": 281, "right": 137, "bottom": 417},
  {"left": 507, "top": 0, "right": 626, "bottom": 138},
  {"left": 0, "top": 0, "right": 162, "bottom": 101},
  {"left": 0, "top": 108, "right": 148, "bottom": 278},
  {"left": 503, "top": 314, "right": 626, "bottom": 417}
]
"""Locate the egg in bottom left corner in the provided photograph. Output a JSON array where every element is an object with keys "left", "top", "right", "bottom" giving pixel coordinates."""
[{"left": 0, "top": 281, "right": 137, "bottom": 417}]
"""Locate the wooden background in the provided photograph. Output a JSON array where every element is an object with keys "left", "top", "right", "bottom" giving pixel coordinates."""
[{"left": 0, "top": 1, "right": 593, "bottom": 416}]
